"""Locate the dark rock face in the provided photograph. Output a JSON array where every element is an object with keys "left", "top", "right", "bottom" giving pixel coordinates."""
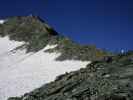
[
  {"left": 0, "top": 16, "right": 58, "bottom": 37},
  {"left": 0, "top": 16, "right": 59, "bottom": 52},
  {"left": 9, "top": 52, "right": 133, "bottom": 100},
  {"left": 45, "top": 37, "right": 112, "bottom": 61}
]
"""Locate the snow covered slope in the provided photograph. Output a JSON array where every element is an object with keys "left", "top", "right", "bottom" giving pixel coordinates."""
[
  {"left": 0, "top": 37, "right": 90, "bottom": 100},
  {"left": 0, "top": 36, "right": 24, "bottom": 54}
]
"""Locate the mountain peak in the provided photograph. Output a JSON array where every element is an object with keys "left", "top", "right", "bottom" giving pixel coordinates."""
[
  {"left": 9, "top": 15, "right": 46, "bottom": 23},
  {"left": 0, "top": 15, "right": 59, "bottom": 52},
  {"left": 0, "top": 15, "right": 111, "bottom": 57},
  {"left": 0, "top": 15, "right": 58, "bottom": 36},
  {"left": 3, "top": 15, "right": 45, "bottom": 22}
]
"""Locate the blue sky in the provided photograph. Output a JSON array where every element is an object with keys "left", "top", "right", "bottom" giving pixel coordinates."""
[{"left": 0, "top": 0, "right": 132, "bottom": 52}]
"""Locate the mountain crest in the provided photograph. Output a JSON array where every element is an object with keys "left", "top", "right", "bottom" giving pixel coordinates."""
[{"left": 0, "top": 15, "right": 59, "bottom": 52}]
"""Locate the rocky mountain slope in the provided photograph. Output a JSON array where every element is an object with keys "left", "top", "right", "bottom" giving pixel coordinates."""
[
  {"left": 0, "top": 16, "right": 111, "bottom": 100},
  {"left": 9, "top": 51, "right": 133, "bottom": 100}
]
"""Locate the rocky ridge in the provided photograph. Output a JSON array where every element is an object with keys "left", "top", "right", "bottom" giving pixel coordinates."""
[{"left": 0, "top": 16, "right": 110, "bottom": 61}]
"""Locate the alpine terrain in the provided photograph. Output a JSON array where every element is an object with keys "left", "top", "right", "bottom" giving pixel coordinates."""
[{"left": 0, "top": 16, "right": 132, "bottom": 100}]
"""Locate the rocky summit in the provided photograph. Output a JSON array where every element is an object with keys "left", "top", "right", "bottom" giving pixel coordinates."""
[{"left": 0, "top": 15, "right": 58, "bottom": 52}]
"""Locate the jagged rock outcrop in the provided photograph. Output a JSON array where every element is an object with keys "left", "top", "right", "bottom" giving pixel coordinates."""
[
  {"left": 0, "top": 16, "right": 59, "bottom": 52},
  {"left": 9, "top": 51, "right": 133, "bottom": 100}
]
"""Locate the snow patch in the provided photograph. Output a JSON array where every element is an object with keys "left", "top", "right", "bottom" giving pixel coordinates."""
[
  {"left": 0, "top": 19, "right": 6, "bottom": 24},
  {"left": 0, "top": 36, "right": 24, "bottom": 54},
  {"left": 0, "top": 48, "right": 33, "bottom": 70},
  {"left": 0, "top": 45, "right": 91, "bottom": 100},
  {"left": 43, "top": 44, "right": 57, "bottom": 51}
]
